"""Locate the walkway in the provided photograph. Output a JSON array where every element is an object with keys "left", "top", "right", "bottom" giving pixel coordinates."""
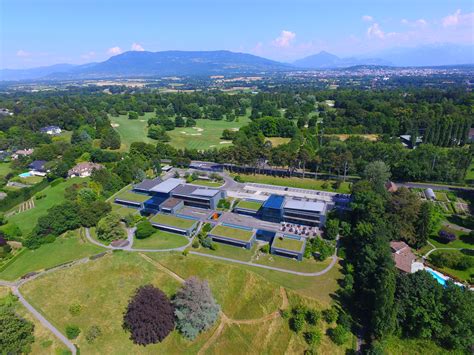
[{"left": 12, "top": 287, "right": 77, "bottom": 355}]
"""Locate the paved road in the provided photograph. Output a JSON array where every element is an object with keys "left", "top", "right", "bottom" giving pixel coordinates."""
[
  {"left": 188, "top": 250, "right": 338, "bottom": 276},
  {"left": 12, "top": 287, "right": 77, "bottom": 354}
]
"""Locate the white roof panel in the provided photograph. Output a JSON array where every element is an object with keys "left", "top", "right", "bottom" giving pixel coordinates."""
[
  {"left": 283, "top": 199, "right": 325, "bottom": 212},
  {"left": 191, "top": 188, "right": 220, "bottom": 197},
  {"left": 150, "top": 178, "right": 185, "bottom": 193}
]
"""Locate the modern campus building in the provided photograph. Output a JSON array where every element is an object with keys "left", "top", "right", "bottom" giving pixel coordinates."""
[{"left": 113, "top": 176, "right": 333, "bottom": 261}]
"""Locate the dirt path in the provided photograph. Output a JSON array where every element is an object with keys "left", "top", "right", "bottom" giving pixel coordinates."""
[
  {"left": 198, "top": 287, "right": 289, "bottom": 354},
  {"left": 138, "top": 253, "right": 185, "bottom": 283}
]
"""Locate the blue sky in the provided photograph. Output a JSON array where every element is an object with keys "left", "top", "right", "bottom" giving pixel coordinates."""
[{"left": 1, "top": 0, "right": 473, "bottom": 68}]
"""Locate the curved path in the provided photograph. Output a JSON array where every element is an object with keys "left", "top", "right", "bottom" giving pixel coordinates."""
[
  {"left": 84, "top": 228, "right": 339, "bottom": 277},
  {"left": 423, "top": 246, "right": 463, "bottom": 259}
]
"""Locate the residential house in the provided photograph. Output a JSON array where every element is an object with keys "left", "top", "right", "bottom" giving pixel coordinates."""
[
  {"left": 67, "top": 162, "right": 104, "bottom": 178},
  {"left": 40, "top": 125, "right": 62, "bottom": 135},
  {"left": 390, "top": 241, "right": 417, "bottom": 273}
]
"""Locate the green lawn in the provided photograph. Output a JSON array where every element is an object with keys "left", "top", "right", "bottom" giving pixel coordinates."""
[
  {"left": 111, "top": 204, "right": 140, "bottom": 218},
  {"left": 0, "top": 162, "right": 12, "bottom": 178},
  {"left": 17, "top": 175, "right": 44, "bottom": 185},
  {"left": 114, "top": 190, "right": 150, "bottom": 203},
  {"left": 232, "top": 174, "right": 352, "bottom": 193},
  {"left": 255, "top": 253, "right": 331, "bottom": 273},
  {"left": 0, "top": 230, "right": 105, "bottom": 281},
  {"left": 265, "top": 137, "right": 291, "bottom": 147},
  {"left": 192, "top": 243, "right": 257, "bottom": 262},
  {"left": 109, "top": 112, "right": 157, "bottom": 151},
  {"left": 133, "top": 230, "right": 189, "bottom": 249},
  {"left": 235, "top": 200, "right": 263, "bottom": 211},
  {"left": 272, "top": 236, "right": 305, "bottom": 252},
  {"left": 209, "top": 224, "right": 254, "bottom": 242},
  {"left": 168, "top": 116, "right": 251, "bottom": 150},
  {"left": 5, "top": 177, "right": 87, "bottom": 235},
  {"left": 465, "top": 160, "right": 474, "bottom": 182},
  {"left": 150, "top": 213, "right": 197, "bottom": 229},
  {"left": 429, "top": 249, "right": 474, "bottom": 283},
  {"left": 429, "top": 227, "right": 473, "bottom": 250},
  {"left": 190, "top": 179, "right": 224, "bottom": 187},
  {"left": 380, "top": 335, "right": 452, "bottom": 355}
]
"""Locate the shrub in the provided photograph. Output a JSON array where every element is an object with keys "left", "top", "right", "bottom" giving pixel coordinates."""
[
  {"left": 174, "top": 277, "right": 220, "bottom": 340},
  {"left": 260, "top": 244, "right": 270, "bottom": 254},
  {"left": 68, "top": 303, "right": 82, "bottom": 316},
  {"left": 210, "top": 242, "right": 218, "bottom": 251},
  {"left": 200, "top": 237, "right": 213, "bottom": 249},
  {"left": 306, "top": 309, "right": 320, "bottom": 325},
  {"left": 438, "top": 230, "right": 456, "bottom": 243},
  {"left": 202, "top": 223, "right": 212, "bottom": 233},
  {"left": 290, "top": 312, "right": 305, "bottom": 333},
  {"left": 85, "top": 325, "right": 102, "bottom": 344},
  {"left": 328, "top": 324, "right": 349, "bottom": 345},
  {"left": 234, "top": 175, "right": 243, "bottom": 183},
  {"left": 65, "top": 325, "right": 81, "bottom": 339},
  {"left": 192, "top": 239, "right": 200, "bottom": 248},
  {"left": 123, "top": 285, "right": 175, "bottom": 345},
  {"left": 304, "top": 330, "right": 322, "bottom": 346},
  {"left": 182, "top": 250, "right": 189, "bottom": 256},
  {"left": 280, "top": 309, "right": 290, "bottom": 319},
  {"left": 135, "top": 220, "right": 155, "bottom": 239},
  {"left": 323, "top": 307, "right": 339, "bottom": 323}
]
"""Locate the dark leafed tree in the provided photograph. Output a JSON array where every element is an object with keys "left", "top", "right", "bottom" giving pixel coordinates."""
[
  {"left": 174, "top": 277, "right": 220, "bottom": 340},
  {"left": 123, "top": 285, "right": 175, "bottom": 345}
]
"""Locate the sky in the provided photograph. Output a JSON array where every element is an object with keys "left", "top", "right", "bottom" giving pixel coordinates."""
[{"left": 1, "top": 0, "right": 473, "bottom": 69}]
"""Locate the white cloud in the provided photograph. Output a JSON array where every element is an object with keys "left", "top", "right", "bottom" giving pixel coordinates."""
[
  {"left": 367, "top": 23, "right": 385, "bottom": 39},
  {"left": 362, "top": 15, "right": 373, "bottom": 22},
  {"left": 442, "top": 9, "right": 474, "bottom": 27},
  {"left": 80, "top": 51, "right": 96, "bottom": 60},
  {"left": 131, "top": 43, "right": 145, "bottom": 51},
  {"left": 401, "top": 18, "right": 428, "bottom": 27},
  {"left": 272, "top": 30, "right": 296, "bottom": 48},
  {"left": 107, "top": 46, "right": 122, "bottom": 55},
  {"left": 16, "top": 50, "right": 31, "bottom": 57}
]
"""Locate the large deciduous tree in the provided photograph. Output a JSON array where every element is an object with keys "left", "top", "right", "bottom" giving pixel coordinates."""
[
  {"left": 0, "top": 306, "right": 35, "bottom": 353},
  {"left": 174, "top": 277, "right": 220, "bottom": 340},
  {"left": 123, "top": 285, "right": 175, "bottom": 345},
  {"left": 96, "top": 213, "right": 125, "bottom": 242}
]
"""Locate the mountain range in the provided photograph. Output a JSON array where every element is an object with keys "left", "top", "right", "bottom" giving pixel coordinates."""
[{"left": 1, "top": 44, "right": 473, "bottom": 81}]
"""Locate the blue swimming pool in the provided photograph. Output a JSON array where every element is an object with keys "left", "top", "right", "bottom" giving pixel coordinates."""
[
  {"left": 427, "top": 269, "right": 447, "bottom": 286},
  {"left": 19, "top": 172, "right": 33, "bottom": 178}
]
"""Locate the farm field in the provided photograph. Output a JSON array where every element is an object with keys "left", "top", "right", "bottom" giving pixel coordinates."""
[
  {"left": 232, "top": 173, "right": 352, "bottom": 193},
  {"left": 17, "top": 251, "right": 350, "bottom": 353},
  {"left": 167, "top": 116, "right": 251, "bottom": 150},
  {"left": 0, "top": 287, "right": 67, "bottom": 354},
  {"left": 133, "top": 230, "right": 189, "bottom": 249},
  {"left": 5, "top": 177, "right": 86, "bottom": 235},
  {"left": 0, "top": 230, "right": 104, "bottom": 281}
]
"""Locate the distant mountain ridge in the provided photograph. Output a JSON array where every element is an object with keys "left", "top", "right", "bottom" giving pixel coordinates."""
[
  {"left": 1, "top": 44, "right": 473, "bottom": 81},
  {"left": 293, "top": 51, "right": 392, "bottom": 68}
]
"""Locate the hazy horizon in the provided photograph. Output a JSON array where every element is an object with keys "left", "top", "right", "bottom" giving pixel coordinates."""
[{"left": 1, "top": 0, "right": 473, "bottom": 69}]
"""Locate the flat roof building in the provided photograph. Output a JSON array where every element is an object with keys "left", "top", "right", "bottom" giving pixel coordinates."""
[
  {"left": 283, "top": 199, "right": 327, "bottom": 227},
  {"left": 159, "top": 197, "right": 184, "bottom": 214},
  {"left": 207, "top": 224, "right": 256, "bottom": 249},
  {"left": 171, "top": 184, "right": 225, "bottom": 210},
  {"left": 270, "top": 234, "right": 306, "bottom": 261},
  {"left": 150, "top": 178, "right": 185, "bottom": 194},
  {"left": 149, "top": 213, "right": 198, "bottom": 236},
  {"left": 133, "top": 177, "right": 163, "bottom": 193}
]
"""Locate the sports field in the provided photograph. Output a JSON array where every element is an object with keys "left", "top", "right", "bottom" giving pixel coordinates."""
[
  {"left": 168, "top": 116, "right": 251, "bottom": 150},
  {"left": 109, "top": 112, "right": 156, "bottom": 150}
]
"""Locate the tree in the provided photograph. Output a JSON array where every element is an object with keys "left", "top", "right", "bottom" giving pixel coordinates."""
[
  {"left": 123, "top": 285, "right": 175, "bottom": 345},
  {"left": 324, "top": 219, "right": 339, "bottom": 240},
  {"left": 328, "top": 325, "right": 349, "bottom": 345},
  {"left": 304, "top": 329, "right": 322, "bottom": 346},
  {"left": 174, "top": 277, "right": 220, "bottom": 340},
  {"left": 135, "top": 220, "right": 155, "bottom": 239},
  {"left": 175, "top": 116, "right": 185, "bottom": 127},
  {"left": 362, "top": 161, "right": 391, "bottom": 193},
  {"left": 0, "top": 306, "right": 35, "bottom": 354},
  {"left": 416, "top": 202, "right": 442, "bottom": 247},
  {"left": 96, "top": 213, "right": 125, "bottom": 242},
  {"left": 128, "top": 111, "right": 139, "bottom": 120}
]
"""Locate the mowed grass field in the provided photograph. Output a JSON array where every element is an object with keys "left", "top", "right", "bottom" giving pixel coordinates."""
[
  {"left": 109, "top": 111, "right": 251, "bottom": 151},
  {"left": 133, "top": 230, "right": 189, "bottom": 249},
  {"left": 232, "top": 173, "right": 352, "bottom": 194},
  {"left": 5, "top": 177, "right": 86, "bottom": 235},
  {"left": 20, "top": 251, "right": 351, "bottom": 354},
  {"left": 167, "top": 116, "right": 251, "bottom": 150},
  {"left": 0, "top": 230, "right": 105, "bottom": 281},
  {"left": 109, "top": 112, "right": 157, "bottom": 150}
]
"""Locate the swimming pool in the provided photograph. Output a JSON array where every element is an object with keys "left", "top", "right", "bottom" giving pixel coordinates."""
[
  {"left": 19, "top": 172, "right": 33, "bottom": 178},
  {"left": 426, "top": 268, "right": 447, "bottom": 286}
]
